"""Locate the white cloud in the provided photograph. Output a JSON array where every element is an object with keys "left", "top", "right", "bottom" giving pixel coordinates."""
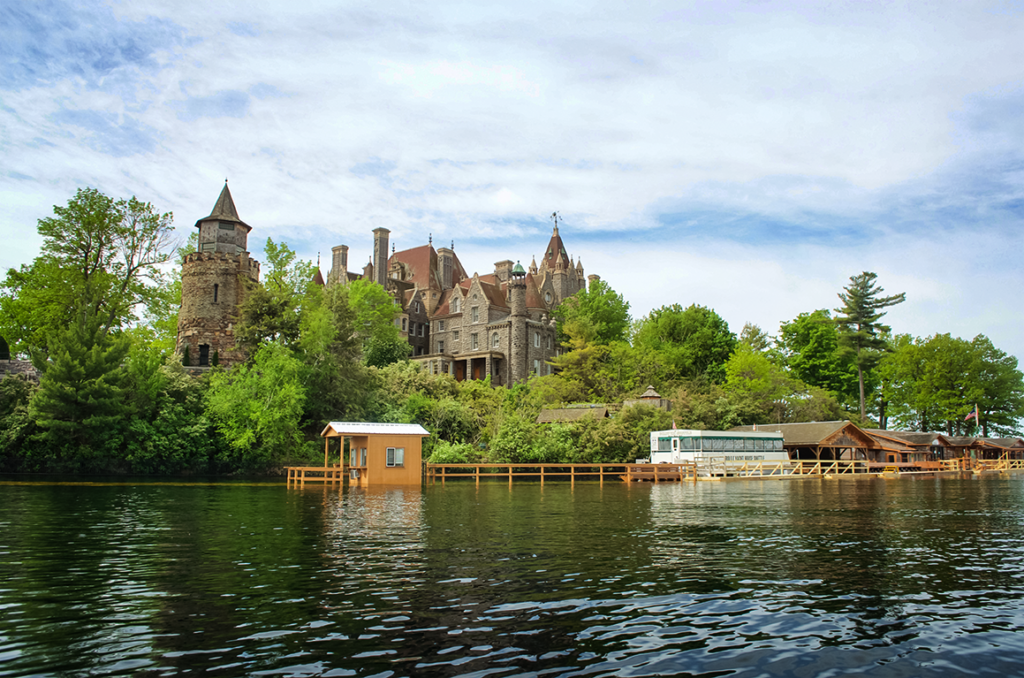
[{"left": 3, "top": 0, "right": 1024, "bottom": 362}]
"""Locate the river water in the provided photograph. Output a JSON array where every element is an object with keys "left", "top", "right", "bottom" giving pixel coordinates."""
[{"left": 2, "top": 475, "right": 1024, "bottom": 677}]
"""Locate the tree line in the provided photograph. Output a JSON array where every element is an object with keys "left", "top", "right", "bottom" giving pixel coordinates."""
[{"left": 1, "top": 189, "right": 1021, "bottom": 474}]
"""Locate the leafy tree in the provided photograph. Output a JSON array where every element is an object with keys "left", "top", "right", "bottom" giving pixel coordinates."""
[
  {"left": 346, "top": 279, "right": 406, "bottom": 366},
  {"left": 234, "top": 238, "right": 316, "bottom": 353},
  {"left": 297, "top": 283, "right": 369, "bottom": 424},
  {"left": 553, "top": 278, "right": 631, "bottom": 345},
  {"left": 776, "top": 309, "right": 859, "bottom": 406},
  {"left": 205, "top": 340, "right": 308, "bottom": 469},
  {"left": 0, "top": 188, "right": 174, "bottom": 358},
  {"left": 738, "top": 322, "right": 771, "bottom": 352},
  {"left": 971, "top": 335, "right": 1024, "bottom": 437},
  {"left": 834, "top": 272, "right": 905, "bottom": 420},
  {"left": 632, "top": 304, "right": 737, "bottom": 383}
]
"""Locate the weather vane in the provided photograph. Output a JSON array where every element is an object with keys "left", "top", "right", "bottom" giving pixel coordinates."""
[{"left": 551, "top": 211, "right": 561, "bottom": 230}]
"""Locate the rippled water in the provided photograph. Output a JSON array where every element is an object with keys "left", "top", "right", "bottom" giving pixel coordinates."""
[{"left": 2, "top": 476, "right": 1024, "bottom": 676}]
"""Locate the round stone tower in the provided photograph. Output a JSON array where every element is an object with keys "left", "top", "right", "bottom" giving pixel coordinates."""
[
  {"left": 176, "top": 182, "right": 260, "bottom": 368},
  {"left": 509, "top": 260, "right": 529, "bottom": 385}
]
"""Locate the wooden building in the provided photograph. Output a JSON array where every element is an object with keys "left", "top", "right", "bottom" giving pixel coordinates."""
[{"left": 320, "top": 422, "right": 430, "bottom": 486}]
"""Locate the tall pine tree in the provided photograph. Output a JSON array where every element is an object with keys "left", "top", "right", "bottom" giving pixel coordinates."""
[{"left": 834, "top": 272, "right": 905, "bottom": 421}]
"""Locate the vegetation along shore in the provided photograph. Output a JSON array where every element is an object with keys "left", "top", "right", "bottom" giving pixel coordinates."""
[{"left": 2, "top": 188, "right": 1021, "bottom": 475}]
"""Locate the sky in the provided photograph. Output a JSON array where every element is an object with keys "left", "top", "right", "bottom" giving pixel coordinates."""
[{"left": 3, "top": 0, "right": 1024, "bottom": 360}]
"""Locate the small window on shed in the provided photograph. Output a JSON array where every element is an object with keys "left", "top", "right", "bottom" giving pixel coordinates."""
[{"left": 386, "top": 447, "right": 405, "bottom": 467}]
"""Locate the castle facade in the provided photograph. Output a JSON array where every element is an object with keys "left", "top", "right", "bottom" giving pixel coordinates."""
[{"left": 177, "top": 185, "right": 597, "bottom": 384}]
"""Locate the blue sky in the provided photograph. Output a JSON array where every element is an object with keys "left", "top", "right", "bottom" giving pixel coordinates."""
[{"left": 3, "top": 0, "right": 1024, "bottom": 361}]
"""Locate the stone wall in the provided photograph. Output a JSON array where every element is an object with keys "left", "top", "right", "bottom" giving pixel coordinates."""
[
  {"left": 176, "top": 251, "right": 260, "bottom": 367},
  {"left": 1, "top": 360, "right": 40, "bottom": 381}
]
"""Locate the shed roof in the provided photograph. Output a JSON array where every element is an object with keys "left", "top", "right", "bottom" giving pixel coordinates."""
[{"left": 321, "top": 422, "right": 430, "bottom": 437}]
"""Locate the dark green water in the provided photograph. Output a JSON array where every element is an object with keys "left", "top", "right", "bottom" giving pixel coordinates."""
[{"left": 2, "top": 476, "right": 1024, "bottom": 677}]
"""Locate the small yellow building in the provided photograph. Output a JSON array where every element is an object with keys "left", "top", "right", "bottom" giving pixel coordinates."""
[{"left": 320, "top": 422, "right": 430, "bottom": 486}]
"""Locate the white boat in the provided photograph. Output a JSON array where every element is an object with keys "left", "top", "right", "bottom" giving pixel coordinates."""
[{"left": 649, "top": 429, "right": 788, "bottom": 465}]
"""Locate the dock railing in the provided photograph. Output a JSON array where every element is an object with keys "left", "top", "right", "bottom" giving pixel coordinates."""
[
  {"left": 286, "top": 465, "right": 346, "bottom": 485},
  {"left": 425, "top": 462, "right": 698, "bottom": 485}
]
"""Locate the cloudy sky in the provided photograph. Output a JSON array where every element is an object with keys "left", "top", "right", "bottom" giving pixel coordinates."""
[{"left": 3, "top": 0, "right": 1023, "bottom": 359}]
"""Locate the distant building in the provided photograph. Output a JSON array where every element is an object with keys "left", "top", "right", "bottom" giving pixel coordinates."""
[{"left": 327, "top": 221, "right": 596, "bottom": 387}]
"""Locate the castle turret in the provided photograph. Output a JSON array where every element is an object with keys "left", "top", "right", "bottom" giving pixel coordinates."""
[
  {"left": 509, "top": 261, "right": 528, "bottom": 385},
  {"left": 437, "top": 246, "right": 454, "bottom": 290},
  {"left": 177, "top": 182, "right": 260, "bottom": 368}
]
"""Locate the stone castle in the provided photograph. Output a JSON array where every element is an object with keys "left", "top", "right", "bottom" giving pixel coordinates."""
[{"left": 176, "top": 185, "right": 597, "bottom": 385}]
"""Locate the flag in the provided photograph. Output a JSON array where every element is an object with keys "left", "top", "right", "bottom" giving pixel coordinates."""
[
  {"left": 671, "top": 419, "right": 677, "bottom": 430},
  {"left": 964, "top": 406, "right": 978, "bottom": 422}
]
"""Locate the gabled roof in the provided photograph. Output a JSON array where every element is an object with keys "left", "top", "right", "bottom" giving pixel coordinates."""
[
  {"left": 388, "top": 244, "right": 438, "bottom": 289},
  {"left": 731, "top": 421, "right": 874, "bottom": 447},
  {"left": 524, "top": 273, "right": 546, "bottom": 309},
  {"left": 863, "top": 429, "right": 948, "bottom": 447},
  {"left": 321, "top": 422, "right": 430, "bottom": 437},
  {"left": 196, "top": 182, "right": 252, "bottom": 232}
]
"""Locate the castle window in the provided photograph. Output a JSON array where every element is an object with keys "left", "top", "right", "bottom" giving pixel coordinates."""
[
  {"left": 534, "top": 332, "right": 540, "bottom": 348},
  {"left": 402, "top": 318, "right": 408, "bottom": 332},
  {"left": 218, "top": 222, "right": 234, "bottom": 230},
  {"left": 492, "top": 333, "right": 499, "bottom": 349},
  {"left": 438, "top": 320, "right": 445, "bottom": 331},
  {"left": 471, "top": 333, "right": 478, "bottom": 350},
  {"left": 419, "top": 324, "right": 425, "bottom": 337},
  {"left": 545, "top": 291, "right": 552, "bottom": 304},
  {"left": 547, "top": 335, "right": 552, "bottom": 350},
  {"left": 453, "top": 331, "right": 460, "bottom": 341},
  {"left": 533, "top": 359, "right": 540, "bottom": 375},
  {"left": 213, "top": 284, "right": 219, "bottom": 303},
  {"left": 471, "top": 307, "right": 479, "bottom": 323},
  {"left": 198, "top": 344, "right": 210, "bottom": 367},
  {"left": 452, "top": 298, "right": 460, "bottom": 313},
  {"left": 438, "top": 340, "right": 444, "bottom": 353}
]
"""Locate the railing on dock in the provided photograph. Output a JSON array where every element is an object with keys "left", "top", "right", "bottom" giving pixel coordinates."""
[
  {"left": 286, "top": 465, "right": 346, "bottom": 485},
  {"left": 425, "top": 462, "right": 698, "bottom": 485}
]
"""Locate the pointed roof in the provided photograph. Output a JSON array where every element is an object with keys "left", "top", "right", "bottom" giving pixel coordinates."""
[
  {"left": 196, "top": 182, "right": 252, "bottom": 232},
  {"left": 312, "top": 268, "right": 325, "bottom": 286},
  {"left": 540, "top": 225, "right": 569, "bottom": 271}
]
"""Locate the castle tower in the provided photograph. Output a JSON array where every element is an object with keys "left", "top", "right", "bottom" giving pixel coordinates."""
[
  {"left": 373, "top": 228, "right": 390, "bottom": 287},
  {"left": 509, "top": 261, "right": 529, "bottom": 385},
  {"left": 328, "top": 245, "right": 349, "bottom": 285},
  {"left": 176, "top": 182, "right": 260, "bottom": 368}
]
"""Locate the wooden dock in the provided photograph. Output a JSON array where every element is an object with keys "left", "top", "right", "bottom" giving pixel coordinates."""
[
  {"left": 426, "top": 462, "right": 698, "bottom": 485},
  {"left": 285, "top": 465, "right": 347, "bottom": 485}
]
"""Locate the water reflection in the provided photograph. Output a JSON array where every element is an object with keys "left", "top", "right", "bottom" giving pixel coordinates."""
[{"left": 2, "top": 477, "right": 1024, "bottom": 676}]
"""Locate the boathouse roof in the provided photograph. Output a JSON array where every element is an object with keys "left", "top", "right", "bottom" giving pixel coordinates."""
[
  {"left": 320, "top": 422, "right": 430, "bottom": 437},
  {"left": 731, "top": 421, "right": 871, "bottom": 447}
]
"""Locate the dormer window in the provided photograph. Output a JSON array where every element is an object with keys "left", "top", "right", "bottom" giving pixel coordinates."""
[{"left": 452, "top": 298, "right": 460, "bottom": 313}]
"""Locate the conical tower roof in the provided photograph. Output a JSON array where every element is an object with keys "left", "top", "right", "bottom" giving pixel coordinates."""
[
  {"left": 195, "top": 181, "right": 252, "bottom": 232},
  {"left": 541, "top": 224, "right": 569, "bottom": 271}
]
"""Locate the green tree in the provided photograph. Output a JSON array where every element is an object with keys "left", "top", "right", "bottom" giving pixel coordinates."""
[
  {"left": 234, "top": 238, "right": 317, "bottom": 353},
  {"left": 738, "top": 322, "right": 771, "bottom": 352},
  {"left": 29, "top": 310, "right": 130, "bottom": 454},
  {"left": 347, "top": 279, "right": 406, "bottom": 366},
  {"left": 776, "top": 309, "right": 859, "bottom": 407},
  {"left": 632, "top": 304, "right": 737, "bottom": 383},
  {"left": 205, "top": 340, "right": 308, "bottom": 469},
  {"left": 0, "top": 188, "right": 174, "bottom": 358},
  {"left": 834, "top": 272, "right": 905, "bottom": 420},
  {"left": 971, "top": 335, "right": 1024, "bottom": 437},
  {"left": 553, "top": 278, "right": 631, "bottom": 345}
]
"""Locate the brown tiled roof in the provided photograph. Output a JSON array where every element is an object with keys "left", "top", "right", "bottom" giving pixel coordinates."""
[
  {"left": 388, "top": 244, "right": 437, "bottom": 289},
  {"left": 537, "top": 407, "right": 609, "bottom": 423},
  {"left": 731, "top": 421, "right": 867, "bottom": 447},
  {"left": 196, "top": 182, "right": 252, "bottom": 232},
  {"left": 524, "top": 273, "right": 545, "bottom": 309},
  {"left": 479, "top": 280, "right": 508, "bottom": 309},
  {"left": 541, "top": 227, "right": 569, "bottom": 271}
]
